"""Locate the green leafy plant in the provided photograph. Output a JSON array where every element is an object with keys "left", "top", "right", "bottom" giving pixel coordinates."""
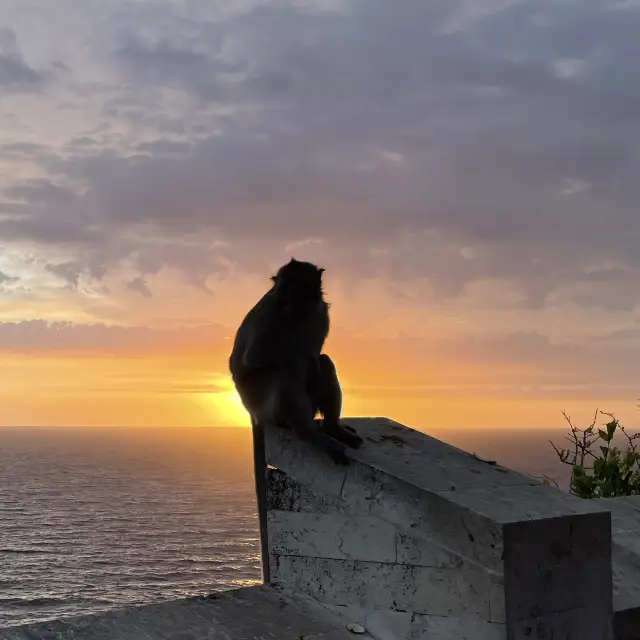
[{"left": 549, "top": 409, "right": 640, "bottom": 498}]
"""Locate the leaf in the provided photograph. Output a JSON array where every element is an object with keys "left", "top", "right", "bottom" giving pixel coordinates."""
[
  {"left": 572, "top": 471, "right": 595, "bottom": 498},
  {"left": 600, "top": 481, "right": 614, "bottom": 497},
  {"left": 594, "top": 458, "right": 605, "bottom": 475},
  {"left": 552, "top": 410, "right": 640, "bottom": 499}
]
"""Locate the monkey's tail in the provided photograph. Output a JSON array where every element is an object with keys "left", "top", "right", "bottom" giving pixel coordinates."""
[{"left": 251, "top": 418, "right": 271, "bottom": 584}]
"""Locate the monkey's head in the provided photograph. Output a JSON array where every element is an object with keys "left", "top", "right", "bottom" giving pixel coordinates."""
[{"left": 271, "top": 258, "right": 325, "bottom": 316}]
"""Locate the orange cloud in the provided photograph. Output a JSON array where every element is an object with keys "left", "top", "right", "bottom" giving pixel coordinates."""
[{"left": 0, "top": 318, "right": 639, "bottom": 431}]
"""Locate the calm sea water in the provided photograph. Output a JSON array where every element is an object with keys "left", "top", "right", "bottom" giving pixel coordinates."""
[{"left": 0, "top": 426, "right": 572, "bottom": 628}]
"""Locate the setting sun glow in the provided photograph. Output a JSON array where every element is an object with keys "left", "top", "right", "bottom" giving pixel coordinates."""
[{"left": 202, "top": 378, "right": 250, "bottom": 427}]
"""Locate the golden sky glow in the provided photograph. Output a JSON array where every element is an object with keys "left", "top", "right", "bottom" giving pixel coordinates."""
[
  {"left": 0, "top": 0, "right": 640, "bottom": 432},
  {"left": 2, "top": 302, "right": 640, "bottom": 430}
]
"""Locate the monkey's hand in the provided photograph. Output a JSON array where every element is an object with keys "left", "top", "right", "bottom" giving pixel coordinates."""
[{"left": 321, "top": 422, "right": 364, "bottom": 449}]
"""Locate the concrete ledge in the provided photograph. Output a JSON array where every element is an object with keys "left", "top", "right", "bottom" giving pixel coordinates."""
[
  {"left": 263, "top": 417, "right": 615, "bottom": 639},
  {"left": 598, "top": 497, "right": 640, "bottom": 638},
  {"left": 1, "top": 584, "right": 368, "bottom": 640}
]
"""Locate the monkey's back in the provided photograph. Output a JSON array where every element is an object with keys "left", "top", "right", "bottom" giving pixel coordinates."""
[
  {"left": 228, "top": 290, "right": 272, "bottom": 378},
  {"left": 229, "top": 288, "right": 329, "bottom": 381}
]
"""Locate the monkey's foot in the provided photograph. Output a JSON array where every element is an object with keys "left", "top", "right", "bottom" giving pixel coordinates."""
[
  {"left": 321, "top": 422, "right": 364, "bottom": 449},
  {"left": 313, "top": 431, "right": 349, "bottom": 465},
  {"left": 327, "top": 439, "right": 350, "bottom": 465}
]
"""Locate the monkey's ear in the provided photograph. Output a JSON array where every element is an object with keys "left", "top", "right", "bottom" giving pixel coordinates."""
[
  {"left": 318, "top": 268, "right": 325, "bottom": 275},
  {"left": 270, "top": 275, "right": 277, "bottom": 282}
]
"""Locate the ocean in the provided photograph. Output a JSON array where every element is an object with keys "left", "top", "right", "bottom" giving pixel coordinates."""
[{"left": 0, "top": 425, "right": 573, "bottom": 628}]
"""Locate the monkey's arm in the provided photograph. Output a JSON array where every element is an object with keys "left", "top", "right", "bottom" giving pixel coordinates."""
[
  {"left": 277, "top": 373, "right": 349, "bottom": 465},
  {"left": 313, "top": 353, "right": 363, "bottom": 449}
]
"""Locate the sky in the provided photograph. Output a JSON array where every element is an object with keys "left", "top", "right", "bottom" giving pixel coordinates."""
[{"left": 1, "top": 0, "right": 640, "bottom": 430}]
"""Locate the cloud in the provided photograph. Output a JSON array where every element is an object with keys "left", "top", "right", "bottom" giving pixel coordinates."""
[
  {"left": 0, "top": 315, "right": 639, "bottom": 409},
  {"left": 0, "top": 320, "right": 229, "bottom": 355},
  {"left": 5, "top": 179, "right": 76, "bottom": 206},
  {"left": 0, "top": 0, "right": 639, "bottom": 315},
  {"left": 0, "top": 54, "right": 44, "bottom": 90},
  {"left": 126, "top": 276, "right": 153, "bottom": 298},
  {"left": 328, "top": 326, "right": 640, "bottom": 400},
  {"left": 1, "top": 318, "right": 638, "bottom": 394},
  {"left": 113, "top": 34, "right": 233, "bottom": 102},
  {"left": 45, "top": 261, "right": 83, "bottom": 289},
  {"left": 0, "top": 269, "right": 19, "bottom": 284},
  {"left": 0, "top": 28, "right": 49, "bottom": 92}
]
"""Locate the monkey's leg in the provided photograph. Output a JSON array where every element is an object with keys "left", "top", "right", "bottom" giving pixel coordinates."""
[
  {"left": 251, "top": 417, "right": 271, "bottom": 583},
  {"left": 280, "top": 378, "right": 350, "bottom": 465},
  {"left": 315, "top": 354, "right": 363, "bottom": 449}
]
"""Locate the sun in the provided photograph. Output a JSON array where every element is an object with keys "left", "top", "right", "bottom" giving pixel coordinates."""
[
  {"left": 201, "top": 376, "right": 250, "bottom": 427},
  {"left": 218, "top": 389, "right": 250, "bottom": 426}
]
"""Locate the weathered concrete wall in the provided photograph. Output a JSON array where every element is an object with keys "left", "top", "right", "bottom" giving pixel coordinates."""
[
  {"left": 263, "top": 417, "right": 615, "bottom": 640},
  {"left": 598, "top": 496, "right": 640, "bottom": 640}
]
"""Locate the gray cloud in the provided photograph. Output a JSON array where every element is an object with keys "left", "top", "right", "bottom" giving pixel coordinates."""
[
  {"left": 0, "top": 28, "right": 49, "bottom": 92},
  {"left": 5, "top": 179, "right": 76, "bottom": 206},
  {"left": 0, "top": 269, "right": 19, "bottom": 285},
  {"left": 45, "top": 261, "right": 83, "bottom": 288},
  {"left": 113, "top": 32, "right": 235, "bottom": 102},
  {"left": 0, "top": 54, "right": 44, "bottom": 90},
  {"left": 0, "top": 320, "right": 229, "bottom": 354},
  {"left": 126, "top": 276, "right": 153, "bottom": 298},
  {"left": 3, "top": 0, "right": 640, "bottom": 310}
]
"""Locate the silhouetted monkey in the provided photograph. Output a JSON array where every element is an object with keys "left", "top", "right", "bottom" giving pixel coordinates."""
[
  {"left": 229, "top": 258, "right": 363, "bottom": 464},
  {"left": 229, "top": 259, "right": 362, "bottom": 583}
]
